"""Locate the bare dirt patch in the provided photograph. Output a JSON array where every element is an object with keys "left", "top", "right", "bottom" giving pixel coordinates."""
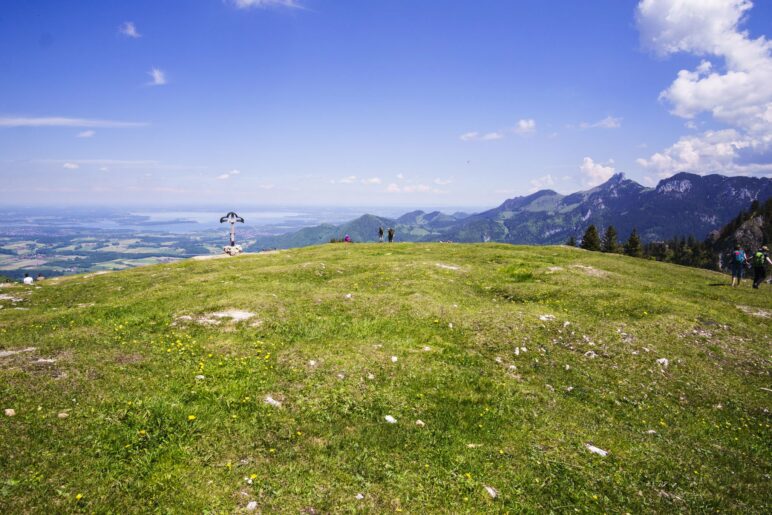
[
  {"left": 174, "top": 310, "right": 257, "bottom": 326},
  {"left": 736, "top": 305, "right": 771, "bottom": 318},
  {"left": 571, "top": 264, "right": 610, "bottom": 278}
]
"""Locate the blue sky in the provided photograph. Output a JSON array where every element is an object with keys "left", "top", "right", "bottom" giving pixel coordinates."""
[{"left": 1, "top": 0, "right": 770, "bottom": 207}]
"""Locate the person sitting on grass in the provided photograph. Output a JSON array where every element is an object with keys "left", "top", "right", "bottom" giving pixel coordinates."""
[
  {"left": 730, "top": 244, "right": 747, "bottom": 287},
  {"left": 22, "top": 273, "right": 33, "bottom": 285},
  {"left": 344, "top": 234, "right": 352, "bottom": 243}
]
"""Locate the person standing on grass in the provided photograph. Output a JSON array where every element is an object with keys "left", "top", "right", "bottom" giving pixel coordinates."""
[
  {"left": 387, "top": 227, "right": 395, "bottom": 243},
  {"left": 22, "top": 273, "right": 33, "bottom": 285},
  {"left": 751, "top": 245, "right": 771, "bottom": 289},
  {"left": 378, "top": 226, "right": 384, "bottom": 242},
  {"left": 730, "top": 244, "right": 747, "bottom": 287}
]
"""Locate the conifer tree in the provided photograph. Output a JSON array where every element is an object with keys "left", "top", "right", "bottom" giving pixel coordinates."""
[
  {"left": 566, "top": 235, "right": 577, "bottom": 247},
  {"left": 580, "top": 225, "right": 601, "bottom": 251},
  {"left": 624, "top": 228, "right": 643, "bottom": 257},
  {"left": 601, "top": 225, "right": 620, "bottom": 253}
]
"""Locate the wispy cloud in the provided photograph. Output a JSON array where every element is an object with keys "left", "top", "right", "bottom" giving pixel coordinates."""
[
  {"left": 529, "top": 174, "right": 555, "bottom": 192},
  {"left": 62, "top": 162, "right": 79, "bottom": 170},
  {"left": 230, "top": 0, "right": 303, "bottom": 9},
  {"left": 434, "top": 177, "right": 453, "bottom": 185},
  {"left": 385, "top": 183, "right": 444, "bottom": 194},
  {"left": 580, "top": 157, "right": 615, "bottom": 187},
  {"left": 0, "top": 116, "right": 147, "bottom": 128},
  {"left": 459, "top": 131, "right": 503, "bottom": 142},
  {"left": 147, "top": 68, "right": 167, "bottom": 86},
  {"left": 338, "top": 175, "right": 357, "bottom": 184},
  {"left": 580, "top": 115, "right": 622, "bottom": 129},
  {"left": 362, "top": 177, "right": 382, "bottom": 185},
  {"left": 514, "top": 118, "right": 536, "bottom": 134},
  {"left": 119, "top": 21, "right": 141, "bottom": 38},
  {"left": 76, "top": 130, "right": 95, "bottom": 138},
  {"left": 217, "top": 169, "right": 241, "bottom": 180}
]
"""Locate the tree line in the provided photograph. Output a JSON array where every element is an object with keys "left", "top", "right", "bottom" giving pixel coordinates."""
[{"left": 568, "top": 198, "right": 772, "bottom": 272}]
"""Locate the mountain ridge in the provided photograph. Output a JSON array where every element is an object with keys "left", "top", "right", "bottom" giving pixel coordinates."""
[{"left": 254, "top": 172, "right": 772, "bottom": 249}]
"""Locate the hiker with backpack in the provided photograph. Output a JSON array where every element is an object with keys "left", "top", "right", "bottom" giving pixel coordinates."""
[
  {"left": 751, "top": 245, "right": 772, "bottom": 289},
  {"left": 730, "top": 245, "right": 747, "bottom": 287},
  {"left": 378, "top": 226, "right": 384, "bottom": 242},
  {"left": 387, "top": 227, "right": 395, "bottom": 243}
]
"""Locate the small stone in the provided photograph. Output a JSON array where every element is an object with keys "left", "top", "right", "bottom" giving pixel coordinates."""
[
  {"left": 4, "top": 408, "right": 16, "bottom": 417},
  {"left": 336, "top": 373, "right": 346, "bottom": 380},
  {"left": 585, "top": 443, "right": 608, "bottom": 457},
  {"left": 355, "top": 493, "right": 364, "bottom": 500},
  {"left": 246, "top": 500, "right": 258, "bottom": 511},
  {"left": 415, "top": 419, "right": 426, "bottom": 427},
  {"left": 384, "top": 415, "right": 397, "bottom": 424},
  {"left": 564, "top": 364, "right": 571, "bottom": 371},
  {"left": 539, "top": 314, "right": 555, "bottom": 321},
  {"left": 390, "top": 356, "right": 398, "bottom": 363},
  {"left": 308, "top": 359, "right": 317, "bottom": 367},
  {"left": 584, "top": 350, "right": 597, "bottom": 359},
  {"left": 656, "top": 358, "right": 669, "bottom": 368},
  {"left": 422, "top": 346, "right": 431, "bottom": 351},
  {"left": 494, "top": 356, "right": 503, "bottom": 363},
  {"left": 484, "top": 485, "right": 498, "bottom": 499},
  {"left": 264, "top": 395, "right": 282, "bottom": 408},
  {"left": 448, "top": 323, "right": 453, "bottom": 329},
  {"left": 58, "top": 412, "right": 69, "bottom": 419},
  {"left": 195, "top": 375, "right": 205, "bottom": 380},
  {"left": 645, "top": 429, "right": 657, "bottom": 434},
  {"left": 344, "top": 293, "right": 353, "bottom": 299},
  {"left": 366, "top": 373, "right": 375, "bottom": 380}
]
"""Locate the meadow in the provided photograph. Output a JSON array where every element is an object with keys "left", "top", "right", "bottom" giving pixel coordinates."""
[{"left": 1, "top": 243, "right": 770, "bottom": 512}]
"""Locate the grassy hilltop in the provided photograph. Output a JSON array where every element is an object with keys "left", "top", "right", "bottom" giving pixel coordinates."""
[{"left": 1, "top": 243, "right": 770, "bottom": 513}]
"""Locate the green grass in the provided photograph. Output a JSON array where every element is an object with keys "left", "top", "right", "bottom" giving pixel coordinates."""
[{"left": 1, "top": 243, "right": 770, "bottom": 512}]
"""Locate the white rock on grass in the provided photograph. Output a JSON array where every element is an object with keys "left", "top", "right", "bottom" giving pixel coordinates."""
[
  {"left": 264, "top": 395, "right": 282, "bottom": 408},
  {"left": 344, "top": 293, "right": 353, "bottom": 299},
  {"left": 390, "top": 356, "right": 398, "bottom": 363},
  {"left": 645, "top": 429, "right": 657, "bottom": 434},
  {"left": 366, "top": 373, "right": 375, "bottom": 380},
  {"left": 539, "top": 314, "right": 555, "bottom": 321},
  {"left": 195, "top": 375, "right": 205, "bottom": 380},
  {"left": 415, "top": 419, "right": 426, "bottom": 427},
  {"left": 584, "top": 351, "right": 597, "bottom": 359},
  {"left": 4, "top": 408, "right": 16, "bottom": 417},
  {"left": 422, "top": 346, "right": 431, "bottom": 352},
  {"left": 246, "top": 501, "right": 258, "bottom": 511},
  {"left": 58, "top": 412, "right": 69, "bottom": 419},
  {"left": 657, "top": 358, "right": 669, "bottom": 368},
  {"left": 355, "top": 493, "right": 364, "bottom": 500},
  {"left": 585, "top": 444, "right": 609, "bottom": 457},
  {"left": 484, "top": 485, "right": 498, "bottom": 499},
  {"left": 384, "top": 415, "right": 397, "bottom": 424},
  {"left": 308, "top": 359, "right": 317, "bottom": 367}
]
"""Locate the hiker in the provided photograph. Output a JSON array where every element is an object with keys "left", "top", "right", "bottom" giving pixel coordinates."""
[
  {"left": 387, "top": 227, "right": 395, "bottom": 243},
  {"left": 344, "top": 234, "right": 351, "bottom": 243},
  {"left": 378, "top": 226, "right": 384, "bottom": 242},
  {"left": 36, "top": 273, "right": 45, "bottom": 281},
  {"left": 730, "top": 244, "right": 747, "bottom": 286},
  {"left": 22, "top": 273, "right": 33, "bottom": 285},
  {"left": 751, "top": 245, "right": 772, "bottom": 289}
]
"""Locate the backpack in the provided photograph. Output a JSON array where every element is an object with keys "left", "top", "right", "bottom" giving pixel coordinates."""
[
  {"left": 753, "top": 251, "right": 765, "bottom": 266},
  {"left": 734, "top": 250, "right": 745, "bottom": 263}
]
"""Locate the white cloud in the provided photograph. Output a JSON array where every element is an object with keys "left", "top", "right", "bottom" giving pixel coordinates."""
[
  {"left": 580, "top": 157, "right": 616, "bottom": 187},
  {"left": 217, "top": 169, "right": 241, "bottom": 180},
  {"left": 147, "top": 68, "right": 167, "bottom": 86},
  {"left": 386, "top": 183, "right": 401, "bottom": 193},
  {"left": 636, "top": 128, "right": 772, "bottom": 176},
  {"left": 63, "top": 162, "right": 79, "bottom": 170},
  {"left": 396, "top": 173, "right": 404, "bottom": 180},
  {"left": 459, "top": 131, "right": 503, "bottom": 142},
  {"left": 362, "top": 177, "right": 382, "bottom": 185},
  {"left": 529, "top": 174, "right": 556, "bottom": 192},
  {"left": 636, "top": 0, "right": 772, "bottom": 176},
  {"left": 119, "top": 21, "right": 141, "bottom": 38},
  {"left": 434, "top": 177, "right": 453, "bottom": 185},
  {"left": 580, "top": 115, "right": 622, "bottom": 129},
  {"left": 339, "top": 175, "right": 357, "bottom": 184},
  {"left": 76, "top": 130, "right": 95, "bottom": 138},
  {"left": 230, "top": 0, "right": 302, "bottom": 9},
  {"left": 514, "top": 119, "right": 536, "bottom": 134},
  {"left": 0, "top": 117, "right": 146, "bottom": 128}
]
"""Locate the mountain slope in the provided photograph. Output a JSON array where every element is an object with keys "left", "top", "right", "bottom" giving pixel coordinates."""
[{"left": 1, "top": 243, "right": 770, "bottom": 512}]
